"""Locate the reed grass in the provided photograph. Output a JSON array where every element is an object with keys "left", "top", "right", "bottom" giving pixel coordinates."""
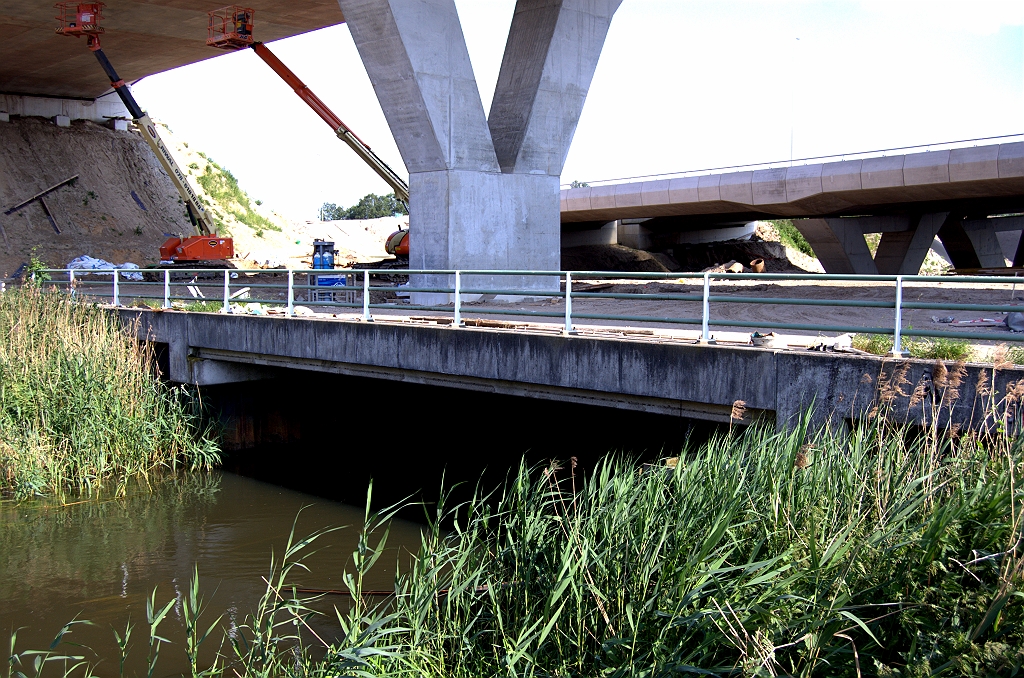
[
  {"left": 12, "top": 413, "right": 1021, "bottom": 677},
  {"left": 0, "top": 288, "right": 219, "bottom": 500}
]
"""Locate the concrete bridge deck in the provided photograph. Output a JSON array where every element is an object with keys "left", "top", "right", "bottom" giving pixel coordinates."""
[
  {"left": 123, "top": 307, "right": 1024, "bottom": 432},
  {"left": 560, "top": 141, "right": 1024, "bottom": 224}
]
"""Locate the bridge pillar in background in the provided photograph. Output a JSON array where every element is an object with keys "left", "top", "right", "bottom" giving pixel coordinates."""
[
  {"left": 797, "top": 214, "right": 981, "bottom": 275},
  {"left": 793, "top": 218, "right": 878, "bottom": 274},
  {"left": 338, "top": 0, "right": 621, "bottom": 300},
  {"left": 937, "top": 214, "right": 1007, "bottom": 270},
  {"left": 871, "top": 213, "right": 947, "bottom": 275}
]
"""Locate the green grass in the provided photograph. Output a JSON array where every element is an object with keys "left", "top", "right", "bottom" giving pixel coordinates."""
[
  {"left": 769, "top": 219, "right": 815, "bottom": 257},
  {"left": 14, "top": 412, "right": 1024, "bottom": 677},
  {"left": 182, "top": 300, "right": 223, "bottom": 313},
  {"left": 0, "top": 288, "right": 219, "bottom": 500},
  {"left": 195, "top": 161, "right": 281, "bottom": 233},
  {"left": 853, "top": 334, "right": 975, "bottom": 361}
]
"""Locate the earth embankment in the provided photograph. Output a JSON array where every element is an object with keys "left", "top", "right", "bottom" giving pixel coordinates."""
[{"left": 0, "top": 116, "right": 195, "bottom": 278}]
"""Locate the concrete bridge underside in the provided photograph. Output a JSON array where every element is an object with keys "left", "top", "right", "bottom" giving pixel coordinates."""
[{"left": 126, "top": 309, "right": 1022, "bottom": 432}]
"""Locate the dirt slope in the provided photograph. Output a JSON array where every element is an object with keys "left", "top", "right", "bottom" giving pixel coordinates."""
[{"left": 0, "top": 116, "right": 195, "bottom": 278}]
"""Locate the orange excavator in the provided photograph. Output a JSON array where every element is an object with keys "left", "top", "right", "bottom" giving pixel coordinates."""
[
  {"left": 207, "top": 6, "right": 411, "bottom": 263},
  {"left": 56, "top": 2, "right": 234, "bottom": 263}
]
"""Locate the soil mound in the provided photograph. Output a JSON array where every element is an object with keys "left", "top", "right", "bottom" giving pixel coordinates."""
[
  {"left": 561, "top": 244, "right": 671, "bottom": 272},
  {"left": 0, "top": 117, "right": 194, "bottom": 278},
  {"left": 671, "top": 238, "right": 807, "bottom": 273}
]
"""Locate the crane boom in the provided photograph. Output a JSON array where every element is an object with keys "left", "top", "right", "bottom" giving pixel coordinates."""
[
  {"left": 89, "top": 40, "right": 216, "bottom": 236},
  {"left": 249, "top": 42, "right": 410, "bottom": 204}
]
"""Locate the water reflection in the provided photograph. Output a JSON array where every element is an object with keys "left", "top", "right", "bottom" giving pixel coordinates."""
[{"left": 0, "top": 472, "right": 421, "bottom": 676}]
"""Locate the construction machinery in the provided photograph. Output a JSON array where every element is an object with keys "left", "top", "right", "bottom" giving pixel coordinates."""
[
  {"left": 207, "top": 6, "right": 411, "bottom": 266},
  {"left": 56, "top": 2, "right": 233, "bottom": 263}
]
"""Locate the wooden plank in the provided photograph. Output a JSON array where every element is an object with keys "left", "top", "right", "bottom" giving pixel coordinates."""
[{"left": 3, "top": 174, "right": 79, "bottom": 216}]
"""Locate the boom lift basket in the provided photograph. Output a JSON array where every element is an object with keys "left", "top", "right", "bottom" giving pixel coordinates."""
[
  {"left": 207, "top": 6, "right": 255, "bottom": 50},
  {"left": 54, "top": 2, "right": 104, "bottom": 39}
]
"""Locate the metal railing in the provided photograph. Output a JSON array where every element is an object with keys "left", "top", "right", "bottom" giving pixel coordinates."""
[{"left": 29, "top": 267, "right": 1024, "bottom": 356}]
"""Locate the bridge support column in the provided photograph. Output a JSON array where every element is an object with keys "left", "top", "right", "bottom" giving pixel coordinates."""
[
  {"left": 338, "top": 0, "right": 620, "bottom": 300},
  {"left": 872, "top": 213, "right": 947, "bottom": 275},
  {"left": 938, "top": 214, "right": 1007, "bottom": 269},
  {"left": 793, "top": 218, "right": 877, "bottom": 274}
]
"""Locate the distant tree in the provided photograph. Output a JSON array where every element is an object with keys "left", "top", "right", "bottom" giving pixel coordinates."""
[
  {"left": 319, "top": 202, "right": 343, "bottom": 221},
  {"left": 319, "top": 193, "right": 408, "bottom": 221},
  {"left": 570, "top": 180, "right": 590, "bottom": 188}
]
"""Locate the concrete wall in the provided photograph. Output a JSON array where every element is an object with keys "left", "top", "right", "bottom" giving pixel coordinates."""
[
  {"left": 0, "top": 93, "right": 130, "bottom": 124},
  {"left": 122, "top": 309, "right": 1024, "bottom": 432}
]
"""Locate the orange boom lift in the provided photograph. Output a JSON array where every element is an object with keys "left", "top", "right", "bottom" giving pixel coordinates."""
[
  {"left": 207, "top": 6, "right": 411, "bottom": 259},
  {"left": 55, "top": 2, "right": 233, "bottom": 263}
]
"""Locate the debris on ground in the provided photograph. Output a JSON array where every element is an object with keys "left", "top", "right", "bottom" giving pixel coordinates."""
[{"left": 68, "top": 255, "right": 143, "bottom": 280}]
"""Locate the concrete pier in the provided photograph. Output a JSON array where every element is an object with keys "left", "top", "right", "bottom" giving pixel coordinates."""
[{"left": 337, "top": 0, "right": 621, "bottom": 297}]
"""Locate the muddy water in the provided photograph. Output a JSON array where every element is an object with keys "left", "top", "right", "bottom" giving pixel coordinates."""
[{"left": 0, "top": 471, "right": 422, "bottom": 676}]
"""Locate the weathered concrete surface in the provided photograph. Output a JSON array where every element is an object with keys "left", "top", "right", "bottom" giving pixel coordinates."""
[
  {"left": 1, "top": 1, "right": 344, "bottom": 100},
  {"left": 122, "top": 309, "right": 1024, "bottom": 431},
  {"left": 338, "top": 0, "right": 620, "bottom": 295}
]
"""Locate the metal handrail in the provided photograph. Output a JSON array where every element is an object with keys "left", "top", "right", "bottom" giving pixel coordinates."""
[{"left": 31, "top": 267, "right": 1024, "bottom": 355}]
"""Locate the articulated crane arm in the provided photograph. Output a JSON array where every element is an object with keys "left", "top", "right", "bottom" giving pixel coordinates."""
[
  {"left": 88, "top": 39, "right": 216, "bottom": 236},
  {"left": 249, "top": 42, "right": 410, "bottom": 205}
]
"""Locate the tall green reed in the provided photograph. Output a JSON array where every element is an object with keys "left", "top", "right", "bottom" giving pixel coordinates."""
[
  {"left": 0, "top": 288, "right": 219, "bottom": 500},
  {"left": 7, "top": 388, "right": 1023, "bottom": 677}
]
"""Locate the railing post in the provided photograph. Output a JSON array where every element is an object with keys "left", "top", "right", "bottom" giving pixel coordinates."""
[
  {"left": 700, "top": 272, "right": 711, "bottom": 343},
  {"left": 892, "top": 275, "right": 906, "bottom": 356},
  {"left": 68, "top": 269, "right": 75, "bottom": 298},
  {"left": 223, "top": 269, "right": 230, "bottom": 313},
  {"left": 453, "top": 270, "right": 463, "bottom": 327},
  {"left": 287, "top": 269, "right": 294, "bottom": 317},
  {"left": 163, "top": 269, "right": 170, "bottom": 308},
  {"left": 564, "top": 271, "right": 575, "bottom": 335},
  {"left": 362, "top": 270, "right": 373, "bottom": 322},
  {"left": 112, "top": 269, "right": 120, "bottom": 306}
]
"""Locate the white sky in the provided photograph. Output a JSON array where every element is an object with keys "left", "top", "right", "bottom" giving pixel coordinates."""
[{"left": 132, "top": 0, "right": 1024, "bottom": 221}]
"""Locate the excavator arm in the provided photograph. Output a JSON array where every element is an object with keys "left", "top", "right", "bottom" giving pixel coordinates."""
[
  {"left": 249, "top": 42, "right": 410, "bottom": 205},
  {"left": 90, "top": 39, "right": 216, "bottom": 236}
]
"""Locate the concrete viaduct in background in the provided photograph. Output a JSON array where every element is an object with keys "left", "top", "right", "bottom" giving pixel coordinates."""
[
  {"left": 338, "top": 0, "right": 621, "bottom": 285},
  {"left": 561, "top": 141, "right": 1024, "bottom": 274}
]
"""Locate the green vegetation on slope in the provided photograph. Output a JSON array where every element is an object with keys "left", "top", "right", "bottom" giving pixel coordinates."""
[
  {"left": 768, "top": 219, "right": 815, "bottom": 257},
  {"left": 195, "top": 161, "right": 281, "bottom": 236},
  {"left": 0, "top": 289, "right": 219, "bottom": 500},
  {"left": 15, "top": 411, "right": 1023, "bottom": 677}
]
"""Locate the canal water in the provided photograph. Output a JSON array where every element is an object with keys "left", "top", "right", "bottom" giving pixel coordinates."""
[
  {"left": 0, "top": 471, "right": 423, "bottom": 677},
  {"left": 1, "top": 374, "right": 721, "bottom": 675}
]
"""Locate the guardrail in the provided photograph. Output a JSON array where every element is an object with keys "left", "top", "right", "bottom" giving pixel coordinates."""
[{"left": 27, "top": 267, "right": 1024, "bottom": 356}]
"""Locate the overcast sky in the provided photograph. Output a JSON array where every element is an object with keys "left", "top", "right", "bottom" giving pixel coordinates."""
[{"left": 132, "top": 0, "right": 1024, "bottom": 221}]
